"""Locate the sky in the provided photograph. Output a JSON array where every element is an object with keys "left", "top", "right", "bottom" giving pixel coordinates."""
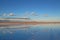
[{"left": 0, "top": 0, "right": 60, "bottom": 22}]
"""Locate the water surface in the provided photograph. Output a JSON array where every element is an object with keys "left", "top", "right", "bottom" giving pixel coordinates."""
[{"left": 0, "top": 24, "right": 60, "bottom": 40}]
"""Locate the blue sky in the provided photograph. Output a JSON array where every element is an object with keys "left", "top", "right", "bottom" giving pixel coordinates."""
[{"left": 0, "top": 0, "right": 60, "bottom": 21}]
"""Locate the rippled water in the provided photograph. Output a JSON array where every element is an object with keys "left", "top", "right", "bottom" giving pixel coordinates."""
[{"left": 0, "top": 24, "right": 60, "bottom": 40}]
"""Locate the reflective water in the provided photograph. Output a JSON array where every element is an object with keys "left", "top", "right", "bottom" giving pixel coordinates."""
[{"left": 0, "top": 24, "right": 60, "bottom": 40}]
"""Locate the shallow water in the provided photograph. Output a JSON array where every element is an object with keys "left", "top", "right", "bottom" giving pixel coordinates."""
[{"left": 0, "top": 24, "right": 60, "bottom": 40}]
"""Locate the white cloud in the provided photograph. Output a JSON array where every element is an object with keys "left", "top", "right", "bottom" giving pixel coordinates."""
[
  {"left": 9, "top": 13, "right": 14, "bottom": 16},
  {"left": 31, "top": 12, "right": 38, "bottom": 16}
]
